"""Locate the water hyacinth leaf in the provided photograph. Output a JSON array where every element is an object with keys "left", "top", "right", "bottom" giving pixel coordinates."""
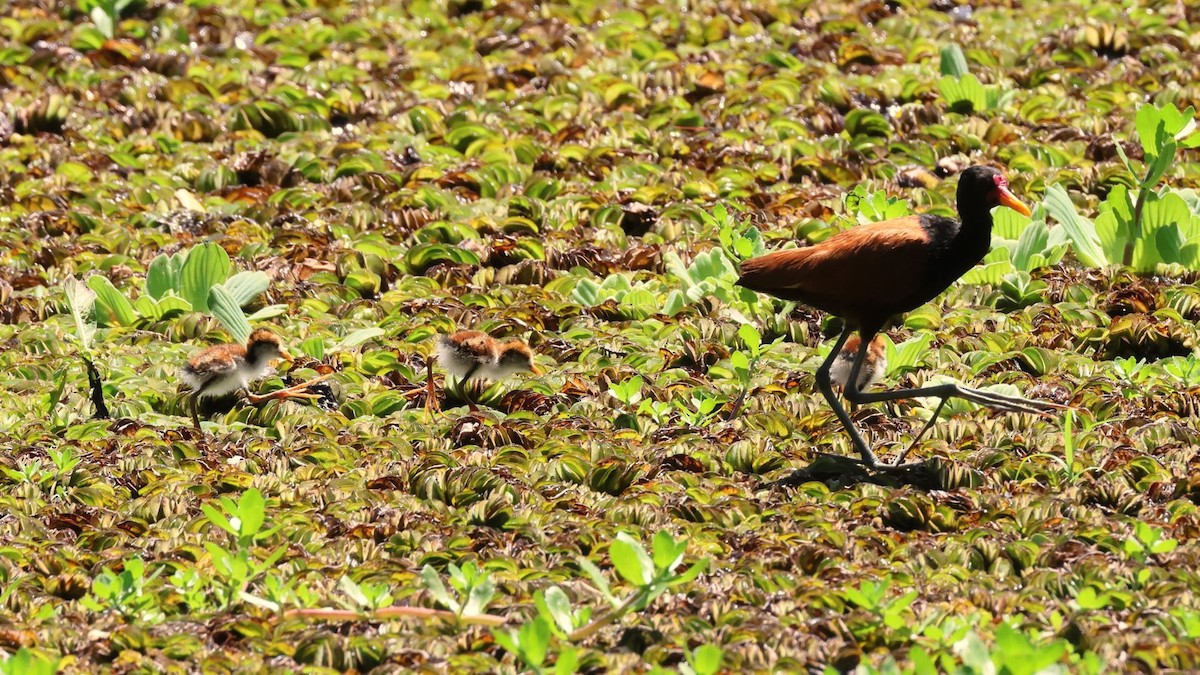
[
  {"left": 208, "top": 284, "right": 252, "bottom": 344},
  {"left": 1095, "top": 185, "right": 1134, "bottom": 264},
  {"left": 246, "top": 305, "right": 288, "bottom": 321},
  {"left": 940, "top": 43, "right": 970, "bottom": 77},
  {"left": 179, "top": 242, "right": 231, "bottom": 312},
  {"left": 662, "top": 290, "right": 687, "bottom": 316},
  {"left": 1140, "top": 193, "right": 1196, "bottom": 269},
  {"left": 87, "top": 275, "right": 137, "bottom": 327},
  {"left": 1043, "top": 185, "right": 1108, "bottom": 267},
  {"left": 223, "top": 271, "right": 271, "bottom": 307},
  {"left": 133, "top": 295, "right": 161, "bottom": 321},
  {"left": 1012, "top": 219, "right": 1051, "bottom": 271},
  {"left": 844, "top": 109, "right": 890, "bottom": 138},
  {"left": 404, "top": 243, "right": 481, "bottom": 273},
  {"left": 886, "top": 333, "right": 933, "bottom": 376},
  {"left": 571, "top": 278, "right": 601, "bottom": 306},
  {"left": 937, "top": 74, "right": 987, "bottom": 113},
  {"left": 331, "top": 327, "right": 385, "bottom": 352},
  {"left": 959, "top": 260, "right": 1013, "bottom": 286},
  {"left": 146, "top": 252, "right": 180, "bottom": 300},
  {"left": 992, "top": 206, "right": 1030, "bottom": 240}
]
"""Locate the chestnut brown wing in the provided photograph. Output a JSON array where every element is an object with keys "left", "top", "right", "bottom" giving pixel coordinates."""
[
  {"left": 186, "top": 343, "right": 245, "bottom": 375},
  {"left": 737, "top": 216, "right": 933, "bottom": 321},
  {"left": 447, "top": 330, "right": 499, "bottom": 361}
]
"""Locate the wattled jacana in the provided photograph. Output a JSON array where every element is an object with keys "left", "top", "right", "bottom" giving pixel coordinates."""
[
  {"left": 737, "top": 166, "right": 1059, "bottom": 468},
  {"left": 181, "top": 329, "right": 328, "bottom": 430},
  {"left": 416, "top": 330, "right": 541, "bottom": 413}
]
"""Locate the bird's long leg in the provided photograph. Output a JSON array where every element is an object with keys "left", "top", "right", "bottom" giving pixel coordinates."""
[
  {"left": 245, "top": 373, "right": 332, "bottom": 404},
  {"left": 400, "top": 358, "right": 442, "bottom": 417},
  {"left": 842, "top": 363, "right": 1063, "bottom": 466},
  {"left": 892, "top": 397, "right": 950, "bottom": 466},
  {"left": 844, "top": 380, "right": 1062, "bottom": 415},
  {"left": 815, "top": 325, "right": 884, "bottom": 468},
  {"left": 457, "top": 364, "right": 481, "bottom": 412},
  {"left": 190, "top": 393, "right": 202, "bottom": 431},
  {"left": 425, "top": 357, "right": 439, "bottom": 416}
]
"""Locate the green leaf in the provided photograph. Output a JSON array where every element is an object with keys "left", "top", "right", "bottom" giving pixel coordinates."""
[
  {"left": 537, "top": 586, "right": 576, "bottom": 636},
  {"left": 223, "top": 271, "right": 271, "bottom": 307},
  {"left": 491, "top": 628, "right": 519, "bottom": 657},
  {"left": 737, "top": 323, "right": 762, "bottom": 355},
  {"left": 420, "top": 565, "right": 459, "bottom": 613},
  {"left": 610, "top": 532, "right": 654, "bottom": 587},
  {"left": 666, "top": 558, "right": 708, "bottom": 586},
  {"left": 517, "top": 616, "right": 551, "bottom": 668},
  {"left": 145, "top": 253, "right": 177, "bottom": 300},
  {"left": 577, "top": 557, "right": 617, "bottom": 607},
  {"left": 1144, "top": 140, "right": 1176, "bottom": 188},
  {"left": 1043, "top": 185, "right": 1108, "bottom": 267},
  {"left": 937, "top": 73, "right": 987, "bottom": 113},
  {"left": 954, "top": 632, "right": 991, "bottom": 671},
  {"left": 338, "top": 575, "right": 370, "bottom": 608},
  {"left": 992, "top": 205, "right": 1031, "bottom": 240},
  {"left": 200, "top": 502, "right": 236, "bottom": 537},
  {"left": 157, "top": 295, "right": 192, "bottom": 319},
  {"left": 554, "top": 645, "right": 580, "bottom": 675},
  {"left": 246, "top": 304, "right": 288, "bottom": 321},
  {"left": 208, "top": 284, "right": 252, "bottom": 344},
  {"left": 939, "top": 43, "right": 969, "bottom": 77},
  {"left": 463, "top": 574, "right": 496, "bottom": 616},
  {"left": 1013, "top": 219, "right": 1051, "bottom": 271},
  {"left": 87, "top": 275, "right": 137, "bottom": 327},
  {"left": 236, "top": 488, "right": 265, "bottom": 540},
  {"left": 331, "top": 327, "right": 385, "bottom": 352},
  {"left": 686, "top": 644, "right": 724, "bottom": 675},
  {"left": 1136, "top": 104, "right": 1163, "bottom": 160},
  {"left": 650, "top": 530, "right": 687, "bottom": 573},
  {"left": 63, "top": 276, "right": 97, "bottom": 350},
  {"left": 179, "top": 242, "right": 231, "bottom": 312},
  {"left": 960, "top": 259, "right": 1014, "bottom": 286}
]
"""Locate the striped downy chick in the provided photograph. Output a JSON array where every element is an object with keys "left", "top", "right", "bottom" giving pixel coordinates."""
[
  {"left": 829, "top": 334, "right": 887, "bottom": 394},
  {"left": 435, "top": 330, "right": 501, "bottom": 383},
  {"left": 433, "top": 331, "right": 540, "bottom": 412},
  {"left": 181, "top": 329, "right": 292, "bottom": 430}
]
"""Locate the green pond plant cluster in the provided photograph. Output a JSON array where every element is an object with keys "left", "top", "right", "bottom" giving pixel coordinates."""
[{"left": 2, "top": 0, "right": 1200, "bottom": 673}]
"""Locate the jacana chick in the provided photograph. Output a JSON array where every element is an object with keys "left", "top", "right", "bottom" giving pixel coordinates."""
[
  {"left": 737, "top": 165, "right": 1060, "bottom": 468},
  {"left": 425, "top": 331, "right": 541, "bottom": 412},
  {"left": 830, "top": 334, "right": 886, "bottom": 393},
  {"left": 181, "top": 329, "right": 324, "bottom": 430}
]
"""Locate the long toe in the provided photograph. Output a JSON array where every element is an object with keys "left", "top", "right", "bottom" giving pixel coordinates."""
[{"left": 953, "top": 386, "right": 1064, "bottom": 416}]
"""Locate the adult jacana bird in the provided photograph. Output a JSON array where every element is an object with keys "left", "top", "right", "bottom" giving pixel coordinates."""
[
  {"left": 181, "top": 329, "right": 328, "bottom": 430},
  {"left": 416, "top": 330, "right": 541, "bottom": 412},
  {"left": 737, "top": 165, "right": 1059, "bottom": 468}
]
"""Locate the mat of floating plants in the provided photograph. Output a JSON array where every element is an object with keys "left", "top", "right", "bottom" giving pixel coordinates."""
[{"left": 1, "top": 0, "right": 1200, "bottom": 672}]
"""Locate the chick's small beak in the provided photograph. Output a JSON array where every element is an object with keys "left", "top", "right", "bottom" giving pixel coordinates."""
[
  {"left": 996, "top": 187, "right": 1033, "bottom": 217},
  {"left": 278, "top": 350, "right": 295, "bottom": 364},
  {"left": 530, "top": 364, "right": 543, "bottom": 376}
]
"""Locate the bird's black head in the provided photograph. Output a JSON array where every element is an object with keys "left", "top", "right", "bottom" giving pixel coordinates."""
[
  {"left": 956, "top": 166, "right": 1032, "bottom": 220},
  {"left": 246, "top": 329, "right": 290, "bottom": 364}
]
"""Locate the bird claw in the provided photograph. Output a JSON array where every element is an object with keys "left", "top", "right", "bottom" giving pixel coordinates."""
[{"left": 246, "top": 373, "right": 332, "bottom": 404}]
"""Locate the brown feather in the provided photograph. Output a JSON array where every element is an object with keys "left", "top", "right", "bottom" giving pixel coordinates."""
[
  {"left": 447, "top": 330, "right": 500, "bottom": 361},
  {"left": 737, "top": 216, "right": 932, "bottom": 325},
  {"left": 186, "top": 343, "right": 246, "bottom": 375}
]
